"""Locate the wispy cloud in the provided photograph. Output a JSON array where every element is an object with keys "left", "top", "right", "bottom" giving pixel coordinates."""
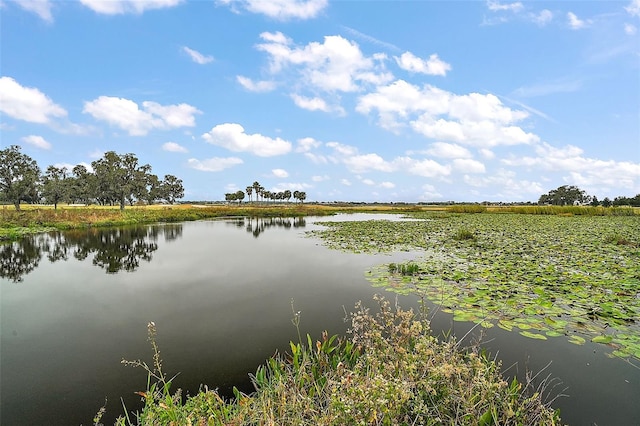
[
  {"left": 218, "top": 0, "right": 327, "bottom": 21},
  {"left": 567, "top": 12, "right": 591, "bottom": 30},
  {"left": 511, "top": 78, "right": 583, "bottom": 98},
  {"left": 182, "top": 46, "right": 214, "bottom": 64},
  {"left": 341, "top": 26, "right": 401, "bottom": 52},
  {"left": 11, "top": 0, "right": 53, "bottom": 22},
  {"left": 487, "top": 0, "right": 523, "bottom": 13},
  {"left": 625, "top": 0, "right": 640, "bottom": 17},
  {"left": 624, "top": 23, "right": 637, "bottom": 35},
  {"left": 499, "top": 95, "right": 555, "bottom": 122},
  {"left": 237, "top": 76, "right": 276, "bottom": 93},
  {"left": 80, "top": 0, "right": 184, "bottom": 15}
]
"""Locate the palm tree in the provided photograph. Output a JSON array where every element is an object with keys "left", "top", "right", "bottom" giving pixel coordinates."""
[
  {"left": 284, "top": 189, "right": 292, "bottom": 203},
  {"left": 252, "top": 181, "right": 261, "bottom": 202},
  {"left": 246, "top": 186, "right": 253, "bottom": 203}
]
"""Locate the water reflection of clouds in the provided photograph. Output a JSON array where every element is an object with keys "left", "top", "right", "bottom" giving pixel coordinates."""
[{"left": 0, "top": 224, "right": 183, "bottom": 282}]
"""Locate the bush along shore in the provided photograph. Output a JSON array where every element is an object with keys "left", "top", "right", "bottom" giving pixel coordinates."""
[{"left": 102, "top": 297, "right": 563, "bottom": 426}]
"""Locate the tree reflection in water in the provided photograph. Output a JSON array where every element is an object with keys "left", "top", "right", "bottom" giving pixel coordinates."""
[
  {"left": 0, "top": 236, "right": 42, "bottom": 282},
  {"left": 240, "top": 216, "right": 306, "bottom": 238},
  {"left": 0, "top": 224, "right": 183, "bottom": 282}
]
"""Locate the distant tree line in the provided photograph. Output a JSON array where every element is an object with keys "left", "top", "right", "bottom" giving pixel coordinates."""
[
  {"left": 538, "top": 185, "right": 640, "bottom": 207},
  {"left": 0, "top": 145, "right": 184, "bottom": 210},
  {"left": 225, "top": 181, "right": 306, "bottom": 204}
]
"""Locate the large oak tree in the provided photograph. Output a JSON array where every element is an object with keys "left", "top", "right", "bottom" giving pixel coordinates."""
[{"left": 0, "top": 145, "right": 41, "bottom": 210}]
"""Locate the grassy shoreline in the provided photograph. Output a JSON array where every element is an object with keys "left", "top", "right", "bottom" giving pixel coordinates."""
[
  {"left": 0, "top": 204, "right": 343, "bottom": 241},
  {"left": 107, "top": 298, "right": 562, "bottom": 425},
  {"left": 1, "top": 203, "right": 636, "bottom": 242}
]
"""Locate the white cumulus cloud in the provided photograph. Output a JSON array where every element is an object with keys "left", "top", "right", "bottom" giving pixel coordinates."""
[
  {"left": 272, "top": 168, "right": 289, "bottom": 178},
  {"left": 202, "top": 123, "right": 292, "bottom": 156},
  {"left": 425, "top": 142, "right": 473, "bottom": 159},
  {"left": 395, "top": 52, "right": 451, "bottom": 76},
  {"left": 500, "top": 142, "right": 640, "bottom": 194},
  {"left": 83, "top": 96, "right": 201, "bottom": 136},
  {"left": 291, "top": 94, "right": 328, "bottom": 112},
  {"left": 295, "top": 137, "right": 322, "bottom": 152},
  {"left": 162, "top": 142, "right": 188, "bottom": 153},
  {"left": 256, "top": 32, "right": 393, "bottom": 93},
  {"left": 0, "top": 77, "right": 67, "bottom": 124},
  {"left": 394, "top": 157, "right": 452, "bottom": 178},
  {"left": 326, "top": 141, "right": 454, "bottom": 179},
  {"left": 452, "top": 158, "right": 486, "bottom": 173},
  {"left": 357, "top": 79, "right": 538, "bottom": 147},
  {"left": 567, "top": 12, "right": 591, "bottom": 30},
  {"left": 21, "top": 135, "right": 52, "bottom": 150}
]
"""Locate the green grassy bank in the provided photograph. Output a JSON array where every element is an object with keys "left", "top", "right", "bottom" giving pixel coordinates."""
[
  {"left": 104, "top": 298, "right": 562, "bottom": 426},
  {"left": 0, "top": 204, "right": 336, "bottom": 241},
  {"left": 2, "top": 203, "right": 636, "bottom": 242}
]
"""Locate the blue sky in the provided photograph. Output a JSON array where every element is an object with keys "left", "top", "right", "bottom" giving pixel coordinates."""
[{"left": 1, "top": 0, "right": 639, "bottom": 202}]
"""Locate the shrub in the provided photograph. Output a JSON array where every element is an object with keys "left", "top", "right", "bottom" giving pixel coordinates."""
[{"left": 110, "top": 297, "right": 563, "bottom": 425}]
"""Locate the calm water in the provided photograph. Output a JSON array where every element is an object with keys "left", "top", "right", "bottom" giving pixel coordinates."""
[{"left": 1, "top": 215, "right": 639, "bottom": 425}]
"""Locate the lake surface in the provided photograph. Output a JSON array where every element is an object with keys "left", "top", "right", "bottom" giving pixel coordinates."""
[{"left": 1, "top": 215, "right": 639, "bottom": 425}]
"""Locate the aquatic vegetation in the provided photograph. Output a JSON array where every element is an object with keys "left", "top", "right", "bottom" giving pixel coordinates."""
[
  {"left": 453, "top": 227, "right": 477, "bottom": 241},
  {"left": 310, "top": 213, "right": 640, "bottom": 361},
  {"left": 110, "top": 298, "right": 561, "bottom": 425}
]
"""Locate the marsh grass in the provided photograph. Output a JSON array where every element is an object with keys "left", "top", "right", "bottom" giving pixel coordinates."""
[
  {"left": 388, "top": 262, "right": 421, "bottom": 276},
  {"left": 112, "top": 297, "right": 562, "bottom": 425},
  {"left": 604, "top": 233, "right": 638, "bottom": 247},
  {"left": 447, "top": 204, "right": 487, "bottom": 213},
  {"left": 453, "top": 228, "right": 477, "bottom": 242},
  {"left": 0, "top": 204, "right": 337, "bottom": 241},
  {"left": 494, "top": 205, "right": 638, "bottom": 216}
]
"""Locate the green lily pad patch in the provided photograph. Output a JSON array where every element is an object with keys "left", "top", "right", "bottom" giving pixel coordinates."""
[{"left": 310, "top": 212, "right": 640, "bottom": 361}]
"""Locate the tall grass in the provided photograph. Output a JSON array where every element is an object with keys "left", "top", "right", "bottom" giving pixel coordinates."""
[
  {"left": 494, "top": 205, "right": 637, "bottom": 216},
  {"left": 446, "top": 204, "right": 487, "bottom": 213},
  {"left": 108, "top": 297, "right": 563, "bottom": 426},
  {"left": 0, "top": 204, "right": 336, "bottom": 241}
]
